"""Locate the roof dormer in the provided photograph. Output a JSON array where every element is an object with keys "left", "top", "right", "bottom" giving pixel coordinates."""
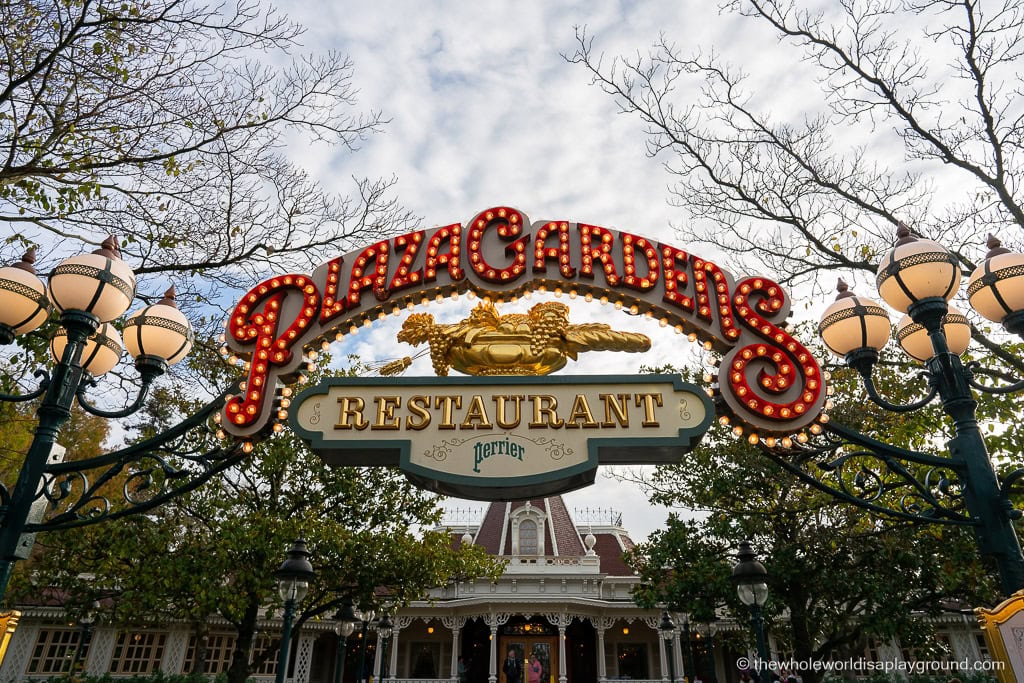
[{"left": 510, "top": 501, "right": 546, "bottom": 557}]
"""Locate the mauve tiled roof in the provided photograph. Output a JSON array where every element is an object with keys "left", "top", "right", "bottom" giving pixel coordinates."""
[
  {"left": 592, "top": 532, "right": 634, "bottom": 576},
  {"left": 459, "top": 496, "right": 635, "bottom": 574},
  {"left": 475, "top": 501, "right": 508, "bottom": 554},
  {"left": 546, "top": 497, "right": 584, "bottom": 555}
]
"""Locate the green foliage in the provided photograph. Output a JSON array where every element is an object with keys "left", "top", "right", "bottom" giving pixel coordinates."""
[
  {"left": 16, "top": 426, "right": 500, "bottom": 681},
  {"left": 14, "top": 358, "right": 503, "bottom": 683},
  {"left": 43, "top": 673, "right": 225, "bottom": 683},
  {"left": 38, "top": 667, "right": 999, "bottom": 683},
  {"left": 629, "top": 350, "right": 1003, "bottom": 683}
]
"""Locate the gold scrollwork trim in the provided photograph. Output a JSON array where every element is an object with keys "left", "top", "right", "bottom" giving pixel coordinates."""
[
  {"left": 0, "top": 610, "right": 21, "bottom": 669},
  {"left": 976, "top": 590, "right": 1024, "bottom": 683}
]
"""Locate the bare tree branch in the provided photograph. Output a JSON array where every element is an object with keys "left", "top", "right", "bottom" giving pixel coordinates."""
[{"left": 567, "top": 0, "right": 1024, "bottom": 374}]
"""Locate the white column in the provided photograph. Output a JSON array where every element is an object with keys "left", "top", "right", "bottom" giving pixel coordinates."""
[
  {"left": 557, "top": 626, "right": 567, "bottom": 683},
  {"left": 450, "top": 625, "right": 460, "bottom": 683},
  {"left": 373, "top": 635, "right": 384, "bottom": 682},
  {"left": 388, "top": 629, "right": 400, "bottom": 682},
  {"left": 596, "top": 628, "right": 607, "bottom": 683},
  {"left": 657, "top": 634, "right": 668, "bottom": 682},
  {"left": 673, "top": 631, "right": 684, "bottom": 681},
  {"left": 488, "top": 625, "right": 498, "bottom": 683}
]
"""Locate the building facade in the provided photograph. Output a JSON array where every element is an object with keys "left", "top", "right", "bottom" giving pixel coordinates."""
[{"left": 0, "top": 497, "right": 994, "bottom": 683}]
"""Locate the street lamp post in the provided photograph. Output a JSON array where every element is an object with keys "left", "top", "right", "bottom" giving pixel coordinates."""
[
  {"left": 681, "top": 617, "right": 695, "bottom": 683},
  {"left": 703, "top": 621, "right": 718, "bottom": 683},
  {"left": 731, "top": 541, "right": 770, "bottom": 683},
  {"left": 274, "top": 539, "right": 315, "bottom": 683},
  {"left": 659, "top": 611, "right": 676, "bottom": 683},
  {"left": 333, "top": 598, "right": 359, "bottom": 683},
  {"left": 354, "top": 604, "right": 377, "bottom": 683},
  {"left": 817, "top": 228, "right": 1024, "bottom": 596},
  {"left": 0, "top": 240, "right": 252, "bottom": 606},
  {"left": 70, "top": 600, "right": 99, "bottom": 674},
  {"left": 376, "top": 614, "right": 393, "bottom": 683}
]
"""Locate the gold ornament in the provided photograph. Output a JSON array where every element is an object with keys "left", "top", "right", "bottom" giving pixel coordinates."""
[{"left": 397, "top": 301, "right": 651, "bottom": 376}]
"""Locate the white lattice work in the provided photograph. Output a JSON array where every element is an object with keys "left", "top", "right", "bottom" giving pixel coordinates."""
[
  {"left": 0, "top": 620, "right": 39, "bottom": 683},
  {"left": 439, "top": 616, "right": 467, "bottom": 630},
  {"left": 949, "top": 627, "right": 982, "bottom": 661},
  {"left": 85, "top": 627, "right": 116, "bottom": 675},
  {"left": 542, "top": 612, "right": 572, "bottom": 629},
  {"left": 877, "top": 642, "right": 904, "bottom": 668},
  {"left": 162, "top": 627, "right": 189, "bottom": 673},
  {"left": 292, "top": 633, "right": 316, "bottom": 683},
  {"left": 486, "top": 612, "right": 513, "bottom": 628}
]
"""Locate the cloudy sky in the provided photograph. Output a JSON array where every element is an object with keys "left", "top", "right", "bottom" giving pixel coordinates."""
[{"left": 271, "top": 1, "right": 818, "bottom": 540}]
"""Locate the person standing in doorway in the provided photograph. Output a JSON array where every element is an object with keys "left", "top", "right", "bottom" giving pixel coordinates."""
[
  {"left": 527, "top": 654, "right": 542, "bottom": 683},
  {"left": 503, "top": 649, "right": 522, "bottom": 683}
]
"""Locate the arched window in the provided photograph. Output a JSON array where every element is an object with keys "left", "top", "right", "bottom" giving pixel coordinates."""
[{"left": 518, "top": 520, "right": 538, "bottom": 555}]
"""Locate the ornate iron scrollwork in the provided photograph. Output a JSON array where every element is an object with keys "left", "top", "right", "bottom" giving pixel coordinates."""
[
  {"left": 763, "top": 420, "right": 973, "bottom": 525},
  {"left": 10, "top": 389, "right": 245, "bottom": 532}
]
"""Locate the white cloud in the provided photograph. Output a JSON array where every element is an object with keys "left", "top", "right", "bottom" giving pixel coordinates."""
[{"left": 272, "top": 1, "right": 809, "bottom": 541}]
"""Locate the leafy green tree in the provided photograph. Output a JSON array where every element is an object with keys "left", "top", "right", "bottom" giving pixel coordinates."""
[
  {"left": 17, "top": 428, "right": 501, "bottom": 683},
  {"left": 624, "top": 360, "right": 1001, "bottom": 683},
  {"left": 13, "top": 355, "right": 502, "bottom": 683}
]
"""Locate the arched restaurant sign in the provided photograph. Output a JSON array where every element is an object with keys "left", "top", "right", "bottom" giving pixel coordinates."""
[{"left": 221, "top": 206, "right": 828, "bottom": 493}]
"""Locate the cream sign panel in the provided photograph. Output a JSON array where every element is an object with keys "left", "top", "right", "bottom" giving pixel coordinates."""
[{"left": 290, "top": 374, "right": 713, "bottom": 500}]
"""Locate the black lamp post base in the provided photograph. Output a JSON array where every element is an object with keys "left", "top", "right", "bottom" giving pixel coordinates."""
[
  {"left": 906, "top": 296, "right": 950, "bottom": 329},
  {"left": 844, "top": 347, "right": 878, "bottom": 379},
  {"left": 1004, "top": 310, "right": 1024, "bottom": 336}
]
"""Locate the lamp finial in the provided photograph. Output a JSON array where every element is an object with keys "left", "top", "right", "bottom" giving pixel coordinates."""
[
  {"left": 834, "top": 278, "right": 855, "bottom": 300},
  {"left": 11, "top": 248, "right": 38, "bottom": 274},
  {"left": 158, "top": 286, "right": 178, "bottom": 307},
  {"left": 894, "top": 222, "right": 917, "bottom": 246},
  {"left": 985, "top": 234, "right": 1011, "bottom": 259},
  {"left": 94, "top": 236, "right": 122, "bottom": 259}
]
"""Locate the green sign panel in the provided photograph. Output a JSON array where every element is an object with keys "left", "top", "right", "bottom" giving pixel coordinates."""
[{"left": 290, "top": 374, "right": 713, "bottom": 500}]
